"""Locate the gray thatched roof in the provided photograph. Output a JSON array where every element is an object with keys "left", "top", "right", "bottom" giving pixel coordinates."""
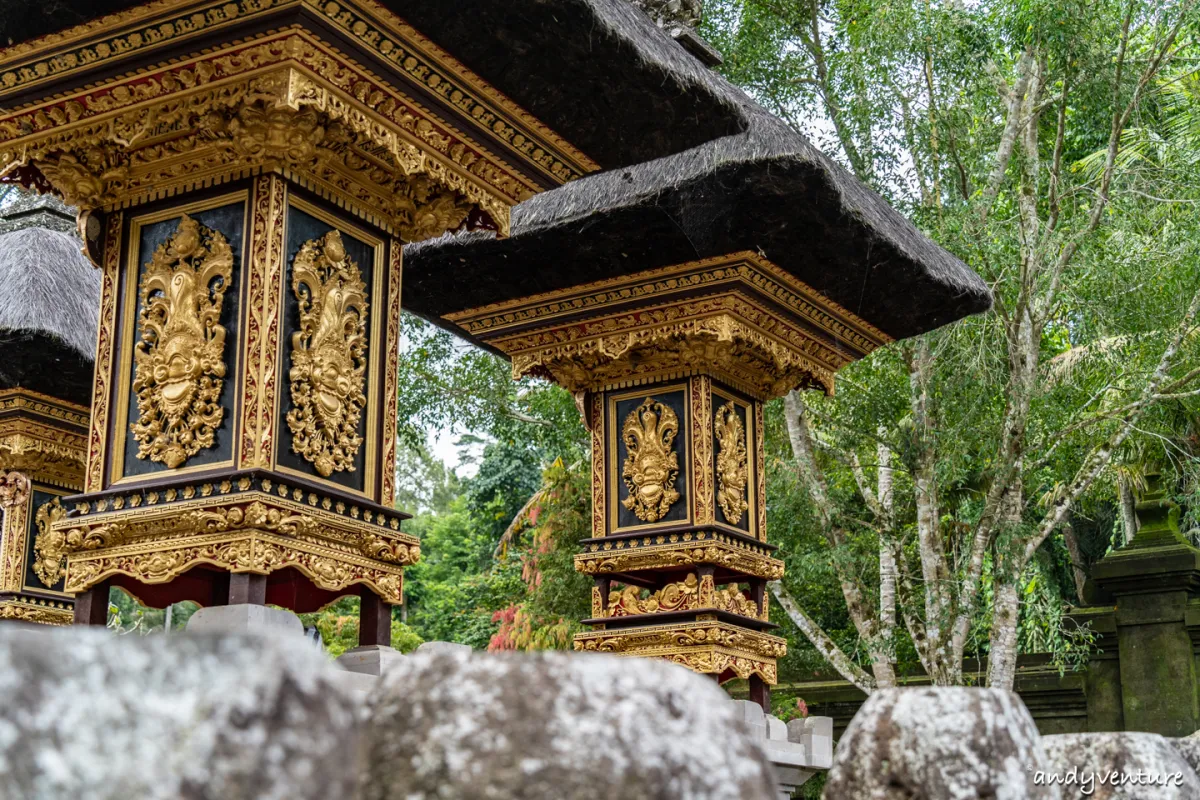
[
  {"left": 1, "top": 0, "right": 743, "bottom": 171},
  {"left": 405, "top": 36, "right": 991, "bottom": 343},
  {"left": 0, "top": 192, "right": 75, "bottom": 235},
  {"left": 0, "top": 225, "right": 99, "bottom": 358}
]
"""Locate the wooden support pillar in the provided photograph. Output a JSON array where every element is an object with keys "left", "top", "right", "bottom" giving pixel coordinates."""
[
  {"left": 749, "top": 674, "right": 771, "bottom": 714},
  {"left": 72, "top": 579, "right": 110, "bottom": 626},
  {"left": 359, "top": 586, "right": 392, "bottom": 648},
  {"left": 226, "top": 573, "right": 267, "bottom": 606}
]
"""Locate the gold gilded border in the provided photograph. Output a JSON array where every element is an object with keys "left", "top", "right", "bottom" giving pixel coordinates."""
[
  {"left": 239, "top": 174, "right": 287, "bottom": 469},
  {"left": 0, "top": 598, "right": 73, "bottom": 626},
  {"left": 575, "top": 533, "right": 784, "bottom": 581},
  {"left": 85, "top": 212, "right": 123, "bottom": 493},
  {"left": 21, "top": 485, "right": 72, "bottom": 598},
  {"left": 755, "top": 401, "right": 767, "bottom": 543},
  {"left": 710, "top": 385, "right": 756, "bottom": 539},
  {"left": 0, "top": 473, "right": 31, "bottom": 594},
  {"left": 606, "top": 383, "right": 690, "bottom": 536},
  {"left": 379, "top": 239, "right": 403, "bottom": 507},
  {"left": 274, "top": 194, "right": 383, "bottom": 500},
  {"left": 590, "top": 392, "right": 606, "bottom": 539},
  {"left": 110, "top": 190, "right": 250, "bottom": 486},
  {"left": 689, "top": 376, "right": 714, "bottom": 528}
]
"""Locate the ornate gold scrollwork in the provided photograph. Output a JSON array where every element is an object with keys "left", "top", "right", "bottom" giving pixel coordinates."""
[
  {"left": 621, "top": 398, "right": 681, "bottom": 522},
  {"left": 131, "top": 215, "right": 234, "bottom": 468},
  {"left": 286, "top": 230, "right": 369, "bottom": 477},
  {"left": 33, "top": 498, "right": 72, "bottom": 587},
  {"left": 714, "top": 402, "right": 749, "bottom": 525},
  {"left": 0, "top": 471, "right": 30, "bottom": 509},
  {"left": 608, "top": 573, "right": 699, "bottom": 617}
]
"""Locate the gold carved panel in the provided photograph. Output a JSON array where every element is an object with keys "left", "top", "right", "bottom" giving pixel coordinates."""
[
  {"left": 620, "top": 398, "right": 681, "bottom": 523},
  {"left": 714, "top": 401, "right": 749, "bottom": 526},
  {"left": 130, "top": 215, "right": 234, "bottom": 469},
  {"left": 286, "top": 230, "right": 369, "bottom": 477}
]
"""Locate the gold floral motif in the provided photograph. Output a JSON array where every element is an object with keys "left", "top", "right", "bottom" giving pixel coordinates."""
[
  {"left": 0, "top": 600, "right": 73, "bottom": 626},
  {"left": 286, "top": 230, "right": 369, "bottom": 477},
  {"left": 608, "top": 573, "right": 700, "bottom": 617},
  {"left": 361, "top": 533, "right": 420, "bottom": 565},
  {"left": 86, "top": 213, "right": 123, "bottom": 492},
  {"left": 591, "top": 585, "right": 604, "bottom": 618},
  {"left": 239, "top": 174, "right": 286, "bottom": 468},
  {"left": 573, "top": 620, "right": 786, "bottom": 664},
  {"left": 131, "top": 215, "right": 234, "bottom": 469},
  {"left": 379, "top": 240, "right": 403, "bottom": 506},
  {"left": 621, "top": 398, "right": 681, "bottom": 522},
  {"left": 714, "top": 584, "right": 759, "bottom": 618},
  {"left": 32, "top": 498, "right": 68, "bottom": 587},
  {"left": 714, "top": 402, "right": 749, "bottom": 525},
  {"left": 0, "top": 471, "right": 30, "bottom": 509}
]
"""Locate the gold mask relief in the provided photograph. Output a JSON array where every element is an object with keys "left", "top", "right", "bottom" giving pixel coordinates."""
[
  {"left": 621, "top": 398, "right": 681, "bottom": 522},
  {"left": 131, "top": 215, "right": 234, "bottom": 469},
  {"left": 714, "top": 401, "right": 749, "bottom": 526},
  {"left": 287, "top": 230, "right": 369, "bottom": 477}
]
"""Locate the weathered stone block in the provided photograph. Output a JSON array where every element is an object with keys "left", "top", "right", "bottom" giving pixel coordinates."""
[
  {"left": 0, "top": 626, "right": 360, "bottom": 799},
  {"left": 823, "top": 687, "right": 1058, "bottom": 799},
  {"left": 1043, "top": 732, "right": 1200, "bottom": 799},
  {"left": 357, "top": 648, "right": 779, "bottom": 800}
]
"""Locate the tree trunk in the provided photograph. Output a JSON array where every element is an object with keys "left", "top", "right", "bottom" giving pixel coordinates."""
[
  {"left": 1061, "top": 519, "right": 1088, "bottom": 603},
  {"left": 987, "top": 580, "right": 1021, "bottom": 689},
  {"left": 1119, "top": 474, "right": 1138, "bottom": 545},
  {"left": 770, "top": 581, "right": 875, "bottom": 694}
]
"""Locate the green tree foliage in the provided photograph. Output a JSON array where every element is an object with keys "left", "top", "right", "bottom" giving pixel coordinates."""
[{"left": 702, "top": 0, "right": 1200, "bottom": 690}]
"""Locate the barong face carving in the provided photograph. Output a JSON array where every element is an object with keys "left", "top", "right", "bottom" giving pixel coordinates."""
[
  {"left": 621, "top": 398, "right": 681, "bottom": 522},
  {"left": 286, "top": 230, "right": 369, "bottom": 477},
  {"left": 131, "top": 215, "right": 234, "bottom": 468},
  {"left": 714, "top": 402, "right": 748, "bottom": 525}
]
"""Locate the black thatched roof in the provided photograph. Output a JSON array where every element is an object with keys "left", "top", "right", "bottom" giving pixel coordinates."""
[
  {"left": 405, "top": 66, "right": 992, "bottom": 343},
  {"left": 0, "top": 202, "right": 99, "bottom": 405},
  {"left": 0, "top": 0, "right": 743, "bottom": 171}
]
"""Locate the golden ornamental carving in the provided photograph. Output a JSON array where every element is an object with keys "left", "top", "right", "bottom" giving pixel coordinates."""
[
  {"left": 714, "top": 402, "right": 749, "bottom": 525},
  {"left": 361, "top": 533, "right": 420, "bottom": 565},
  {"left": 34, "top": 500, "right": 125, "bottom": 588},
  {"left": 286, "top": 230, "right": 369, "bottom": 477},
  {"left": 608, "top": 574, "right": 699, "bottom": 617},
  {"left": 0, "top": 600, "right": 73, "bottom": 626},
  {"left": 0, "top": 472, "right": 30, "bottom": 509},
  {"left": 575, "top": 541, "right": 784, "bottom": 581},
  {"left": 131, "top": 215, "right": 234, "bottom": 469},
  {"left": 621, "top": 398, "right": 681, "bottom": 522},
  {"left": 714, "top": 584, "right": 759, "bottom": 618},
  {"left": 573, "top": 621, "right": 787, "bottom": 662}
]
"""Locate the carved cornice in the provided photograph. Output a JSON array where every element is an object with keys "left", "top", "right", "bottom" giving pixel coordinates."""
[
  {"left": 0, "top": 28, "right": 570, "bottom": 236},
  {"left": 575, "top": 531, "right": 783, "bottom": 581},
  {"left": 49, "top": 488, "right": 419, "bottom": 601},
  {"left": 0, "top": 391, "right": 88, "bottom": 490},
  {"left": 573, "top": 620, "right": 785, "bottom": 684},
  {"left": 448, "top": 253, "right": 893, "bottom": 398},
  {"left": 0, "top": 0, "right": 594, "bottom": 185},
  {"left": 0, "top": 597, "right": 73, "bottom": 626}
]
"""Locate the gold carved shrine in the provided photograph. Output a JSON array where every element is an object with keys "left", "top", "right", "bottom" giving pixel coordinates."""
[
  {"left": 0, "top": 390, "right": 88, "bottom": 625},
  {"left": 448, "top": 251, "right": 891, "bottom": 694},
  {"left": 0, "top": 0, "right": 596, "bottom": 630}
]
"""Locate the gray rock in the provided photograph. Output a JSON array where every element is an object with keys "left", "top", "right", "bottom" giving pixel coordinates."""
[
  {"left": 357, "top": 649, "right": 778, "bottom": 800},
  {"left": 1043, "top": 732, "right": 1200, "bottom": 799},
  {"left": 1170, "top": 734, "right": 1200, "bottom": 774},
  {"left": 0, "top": 626, "right": 361, "bottom": 800},
  {"left": 186, "top": 603, "right": 305, "bottom": 636},
  {"left": 824, "top": 687, "right": 1058, "bottom": 800},
  {"left": 338, "top": 644, "right": 406, "bottom": 677}
]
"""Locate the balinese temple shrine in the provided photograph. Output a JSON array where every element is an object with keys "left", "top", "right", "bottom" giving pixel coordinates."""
[
  {"left": 0, "top": 0, "right": 755, "bottom": 645},
  {"left": 0, "top": 0, "right": 989, "bottom": 704},
  {"left": 404, "top": 51, "right": 991, "bottom": 707},
  {"left": 0, "top": 194, "right": 100, "bottom": 625}
]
